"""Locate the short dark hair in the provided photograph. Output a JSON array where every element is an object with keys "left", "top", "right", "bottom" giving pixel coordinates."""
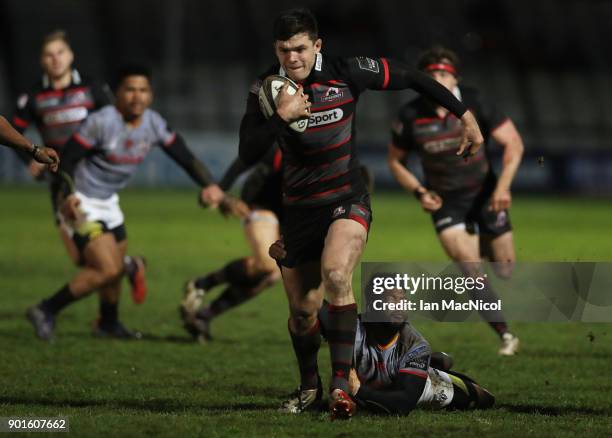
[
  {"left": 417, "top": 45, "right": 460, "bottom": 74},
  {"left": 113, "top": 63, "right": 152, "bottom": 91},
  {"left": 273, "top": 8, "right": 318, "bottom": 42},
  {"left": 42, "top": 30, "right": 71, "bottom": 51}
]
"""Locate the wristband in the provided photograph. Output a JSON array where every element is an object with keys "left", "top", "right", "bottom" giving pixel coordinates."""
[
  {"left": 31, "top": 145, "right": 40, "bottom": 158},
  {"left": 413, "top": 187, "right": 426, "bottom": 200}
]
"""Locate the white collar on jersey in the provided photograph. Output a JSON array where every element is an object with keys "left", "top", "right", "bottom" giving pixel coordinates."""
[
  {"left": 42, "top": 69, "right": 82, "bottom": 88},
  {"left": 452, "top": 85, "right": 462, "bottom": 101},
  {"left": 314, "top": 52, "right": 323, "bottom": 71},
  {"left": 278, "top": 52, "right": 324, "bottom": 77}
]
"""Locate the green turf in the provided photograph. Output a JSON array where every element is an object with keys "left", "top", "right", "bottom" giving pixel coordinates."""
[{"left": 0, "top": 187, "right": 610, "bottom": 436}]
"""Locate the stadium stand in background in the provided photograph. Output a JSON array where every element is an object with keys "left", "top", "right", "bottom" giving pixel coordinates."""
[{"left": 1, "top": 0, "right": 611, "bottom": 194}]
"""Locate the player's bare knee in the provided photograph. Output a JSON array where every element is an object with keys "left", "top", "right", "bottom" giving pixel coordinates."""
[
  {"left": 493, "top": 261, "right": 514, "bottom": 279},
  {"left": 99, "top": 262, "right": 123, "bottom": 284},
  {"left": 322, "top": 267, "right": 350, "bottom": 298},
  {"left": 289, "top": 308, "right": 318, "bottom": 334},
  {"left": 266, "top": 269, "right": 282, "bottom": 285},
  {"left": 253, "top": 257, "right": 278, "bottom": 276}
]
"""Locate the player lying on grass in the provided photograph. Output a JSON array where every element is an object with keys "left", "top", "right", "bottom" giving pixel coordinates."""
[
  {"left": 180, "top": 146, "right": 284, "bottom": 342},
  {"left": 13, "top": 30, "right": 148, "bottom": 320},
  {"left": 387, "top": 46, "right": 524, "bottom": 355},
  {"left": 0, "top": 115, "right": 58, "bottom": 169},
  {"left": 26, "top": 64, "right": 224, "bottom": 341},
  {"left": 239, "top": 8, "right": 483, "bottom": 420},
  {"left": 268, "top": 262, "right": 495, "bottom": 415}
]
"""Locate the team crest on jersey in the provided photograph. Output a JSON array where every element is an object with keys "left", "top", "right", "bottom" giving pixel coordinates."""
[
  {"left": 321, "top": 87, "right": 343, "bottom": 102},
  {"left": 356, "top": 57, "right": 379, "bottom": 73},
  {"left": 332, "top": 206, "right": 346, "bottom": 218}
]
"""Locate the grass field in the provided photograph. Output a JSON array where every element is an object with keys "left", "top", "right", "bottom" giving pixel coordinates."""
[{"left": 1, "top": 187, "right": 611, "bottom": 437}]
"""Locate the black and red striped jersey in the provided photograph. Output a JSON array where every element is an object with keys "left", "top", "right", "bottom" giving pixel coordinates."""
[
  {"left": 391, "top": 86, "right": 508, "bottom": 195},
  {"left": 12, "top": 70, "right": 112, "bottom": 151},
  {"left": 247, "top": 54, "right": 394, "bottom": 208}
]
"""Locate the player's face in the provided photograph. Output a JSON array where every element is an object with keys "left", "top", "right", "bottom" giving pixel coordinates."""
[
  {"left": 274, "top": 32, "right": 322, "bottom": 82},
  {"left": 385, "top": 288, "right": 408, "bottom": 325},
  {"left": 115, "top": 76, "right": 153, "bottom": 119},
  {"left": 429, "top": 70, "right": 457, "bottom": 92},
  {"left": 40, "top": 40, "right": 74, "bottom": 79}
]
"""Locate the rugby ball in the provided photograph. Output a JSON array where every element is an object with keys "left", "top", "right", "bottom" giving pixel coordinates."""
[{"left": 258, "top": 75, "right": 309, "bottom": 133}]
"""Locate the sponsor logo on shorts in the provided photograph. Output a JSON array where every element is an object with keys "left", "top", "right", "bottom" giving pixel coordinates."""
[
  {"left": 434, "top": 389, "right": 448, "bottom": 403},
  {"left": 406, "top": 360, "right": 427, "bottom": 370},
  {"left": 356, "top": 56, "right": 380, "bottom": 73},
  {"left": 435, "top": 217, "right": 453, "bottom": 227},
  {"left": 496, "top": 211, "right": 508, "bottom": 228},
  {"left": 309, "top": 108, "right": 344, "bottom": 127},
  {"left": 332, "top": 206, "right": 346, "bottom": 218}
]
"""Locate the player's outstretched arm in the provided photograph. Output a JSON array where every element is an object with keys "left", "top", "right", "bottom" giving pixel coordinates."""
[
  {"left": 490, "top": 119, "right": 524, "bottom": 212},
  {"left": 350, "top": 58, "right": 484, "bottom": 155},
  {"left": 160, "top": 134, "right": 225, "bottom": 207},
  {"left": 384, "top": 60, "right": 483, "bottom": 156},
  {"left": 351, "top": 370, "right": 427, "bottom": 415},
  {"left": 0, "top": 115, "right": 59, "bottom": 171},
  {"left": 219, "top": 157, "right": 251, "bottom": 192}
]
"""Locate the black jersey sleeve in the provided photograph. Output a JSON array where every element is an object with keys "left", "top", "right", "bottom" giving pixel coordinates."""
[
  {"left": 219, "top": 157, "right": 250, "bottom": 191},
  {"left": 161, "top": 134, "right": 214, "bottom": 187},
  {"left": 238, "top": 85, "right": 287, "bottom": 165},
  {"left": 54, "top": 135, "right": 94, "bottom": 199},
  {"left": 390, "top": 105, "right": 418, "bottom": 151},
  {"left": 12, "top": 92, "right": 34, "bottom": 134},
  {"left": 91, "top": 81, "right": 114, "bottom": 109},
  {"left": 11, "top": 92, "right": 35, "bottom": 164},
  {"left": 354, "top": 372, "right": 427, "bottom": 415},
  {"left": 341, "top": 57, "right": 467, "bottom": 118},
  {"left": 464, "top": 87, "right": 508, "bottom": 137}
]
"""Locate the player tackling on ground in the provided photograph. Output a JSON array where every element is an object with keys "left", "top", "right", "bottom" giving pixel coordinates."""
[
  {"left": 324, "top": 278, "right": 494, "bottom": 415},
  {"left": 26, "top": 64, "right": 224, "bottom": 341},
  {"left": 387, "top": 46, "right": 523, "bottom": 355},
  {"left": 238, "top": 9, "right": 483, "bottom": 419},
  {"left": 180, "top": 147, "right": 283, "bottom": 342}
]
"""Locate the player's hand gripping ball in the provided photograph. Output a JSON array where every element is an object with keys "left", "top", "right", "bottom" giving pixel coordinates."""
[{"left": 258, "top": 75, "right": 309, "bottom": 132}]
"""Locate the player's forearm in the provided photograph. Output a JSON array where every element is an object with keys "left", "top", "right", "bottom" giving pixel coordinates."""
[
  {"left": 385, "top": 60, "right": 467, "bottom": 118},
  {"left": 496, "top": 139, "right": 524, "bottom": 192},
  {"left": 388, "top": 155, "right": 422, "bottom": 193},
  {"left": 355, "top": 385, "right": 419, "bottom": 415},
  {"left": 0, "top": 116, "right": 35, "bottom": 153},
  {"left": 54, "top": 137, "right": 89, "bottom": 199},
  {"left": 219, "top": 157, "right": 250, "bottom": 191},
  {"left": 162, "top": 134, "right": 214, "bottom": 187}
]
